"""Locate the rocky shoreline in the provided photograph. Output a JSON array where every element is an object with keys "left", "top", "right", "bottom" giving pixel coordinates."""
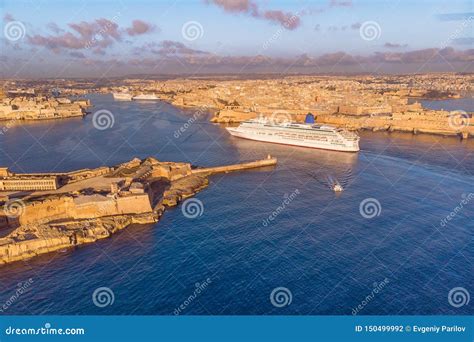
[{"left": 0, "top": 156, "right": 276, "bottom": 265}]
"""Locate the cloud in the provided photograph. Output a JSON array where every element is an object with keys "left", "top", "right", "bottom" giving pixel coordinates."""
[
  {"left": 103, "top": 47, "right": 474, "bottom": 70},
  {"left": 70, "top": 18, "right": 121, "bottom": 40},
  {"left": 126, "top": 20, "right": 156, "bottom": 36},
  {"left": 436, "top": 13, "right": 474, "bottom": 21},
  {"left": 28, "top": 18, "right": 123, "bottom": 51},
  {"left": 384, "top": 42, "right": 408, "bottom": 49},
  {"left": 28, "top": 32, "right": 91, "bottom": 51},
  {"left": 207, "top": 0, "right": 258, "bottom": 15},
  {"left": 262, "top": 10, "right": 301, "bottom": 30},
  {"left": 26, "top": 18, "right": 156, "bottom": 53},
  {"left": 38, "top": 46, "right": 468, "bottom": 77},
  {"left": 207, "top": 0, "right": 301, "bottom": 30},
  {"left": 146, "top": 40, "right": 211, "bottom": 56}
]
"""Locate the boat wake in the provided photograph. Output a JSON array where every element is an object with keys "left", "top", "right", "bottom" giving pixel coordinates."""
[{"left": 306, "top": 168, "right": 354, "bottom": 192}]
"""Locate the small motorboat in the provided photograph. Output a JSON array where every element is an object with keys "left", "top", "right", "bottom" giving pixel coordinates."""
[{"left": 333, "top": 183, "right": 344, "bottom": 192}]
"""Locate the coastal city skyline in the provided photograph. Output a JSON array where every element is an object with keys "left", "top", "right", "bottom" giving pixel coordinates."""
[{"left": 1, "top": 0, "right": 473, "bottom": 77}]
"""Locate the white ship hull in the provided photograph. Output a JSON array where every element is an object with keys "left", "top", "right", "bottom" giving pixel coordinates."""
[
  {"left": 112, "top": 93, "right": 133, "bottom": 101},
  {"left": 226, "top": 123, "right": 359, "bottom": 152}
]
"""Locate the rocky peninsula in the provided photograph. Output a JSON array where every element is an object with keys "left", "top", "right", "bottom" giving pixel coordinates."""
[{"left": 0, "top": 156, "right": 277, "bottom": 265}]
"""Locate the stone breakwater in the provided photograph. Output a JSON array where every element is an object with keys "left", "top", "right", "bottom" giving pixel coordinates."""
[{"left": 0, "top": 156, "right": 277, "bottom": 265}]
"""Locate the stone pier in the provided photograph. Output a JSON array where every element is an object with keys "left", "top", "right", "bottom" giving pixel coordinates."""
[{"left": 191, "top": 155, "right": 277, "bottom": 175}]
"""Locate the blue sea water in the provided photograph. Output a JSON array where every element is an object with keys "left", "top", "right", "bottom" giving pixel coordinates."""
[{"left": 0, "top": 94, "right": 472, "bottom": 315}]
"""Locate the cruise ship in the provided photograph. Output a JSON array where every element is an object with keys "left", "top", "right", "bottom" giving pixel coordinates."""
[
  {"left": 132, "top": 93, "right": 159, "bottom": 101},
  {"left": 112, "top": 92, "right": 133, "bottom": 101},
  {"left": 226, "top": 114, "right": 360, "bottom": 152}
]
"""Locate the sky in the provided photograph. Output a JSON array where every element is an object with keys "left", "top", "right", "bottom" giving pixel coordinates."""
[{"left": 0, "top": 0, "right": 473, "bottom": 78}]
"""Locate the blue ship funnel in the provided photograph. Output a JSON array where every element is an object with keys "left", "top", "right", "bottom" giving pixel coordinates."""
[{"left": 305, "top": 113, "right": 315, "bottom": 124}]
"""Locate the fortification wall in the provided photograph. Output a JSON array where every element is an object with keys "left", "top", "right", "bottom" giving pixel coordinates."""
[
  {"left": 18, "top": 197, "right": 75, "bottom": 225},
  {"left": 1, "top": 193, "right": 154, "bottom": 227},
  {"left": 116, "top": 194, "right": 153, "bottom": 214}
]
